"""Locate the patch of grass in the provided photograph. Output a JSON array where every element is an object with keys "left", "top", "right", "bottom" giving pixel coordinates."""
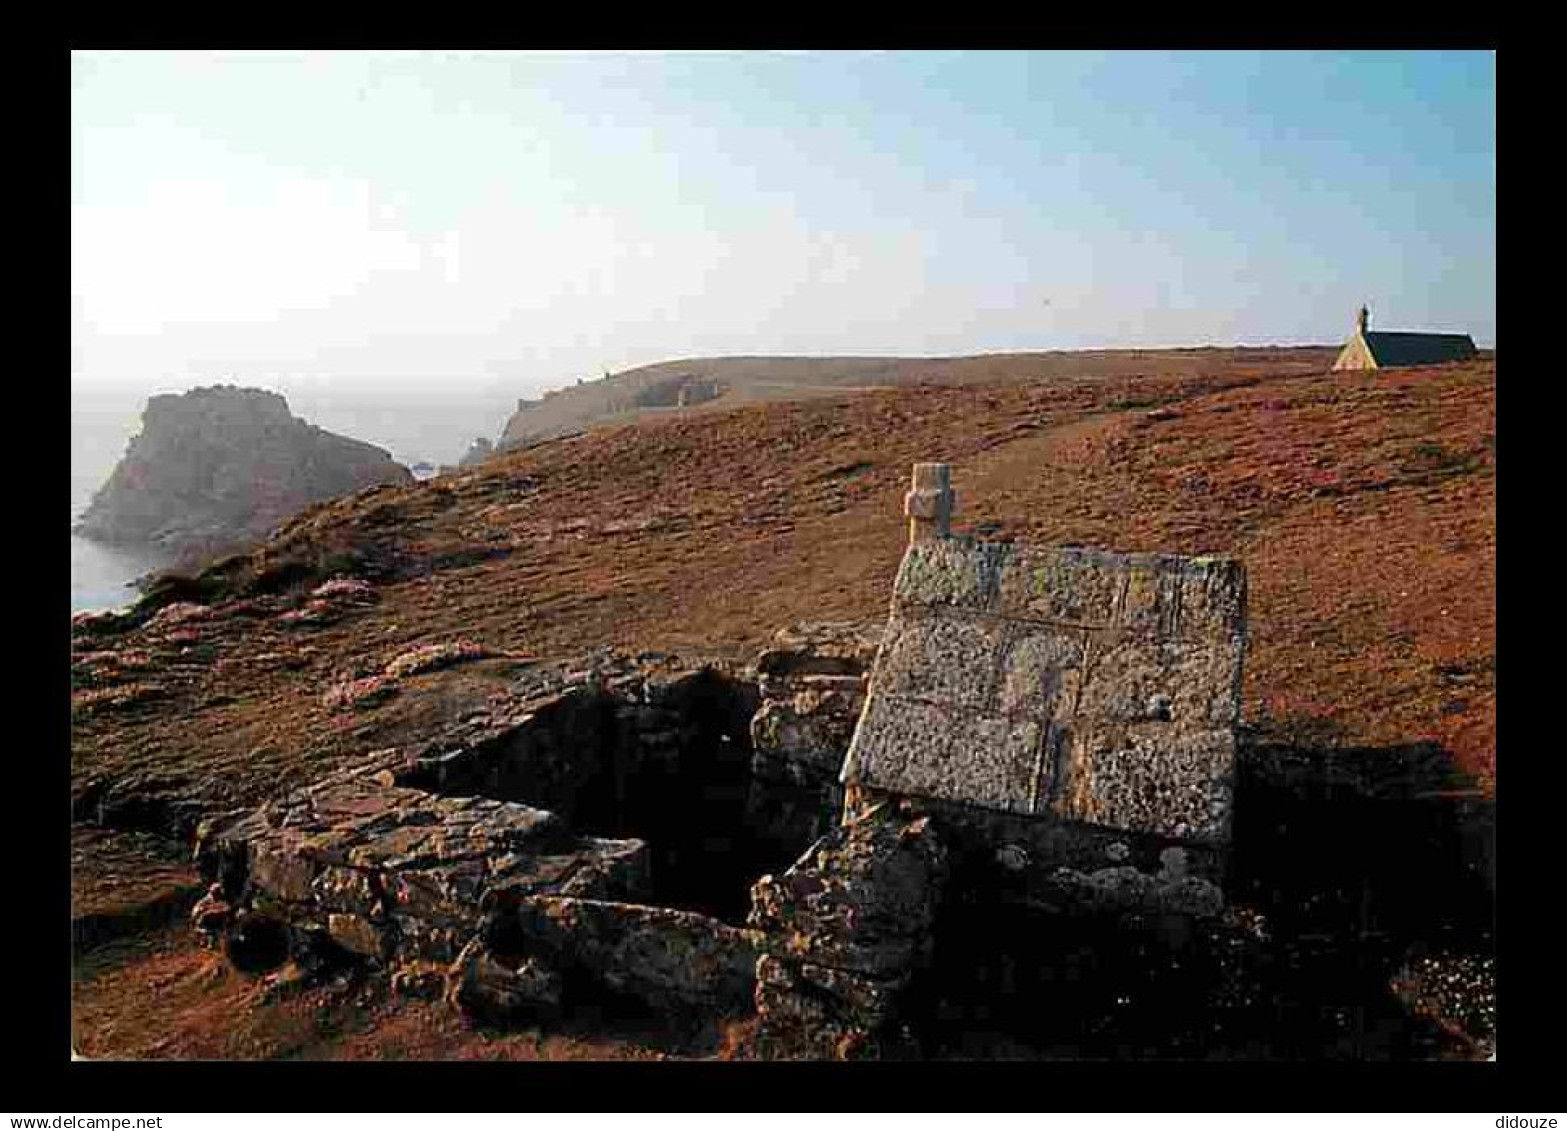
[
  {"left": 179, "top": 643, "right": 220, "bottom": 666},
  {"left": 1106, "top": 395, "right": 1166, "bottom": 411},
  {"left": 360, "top": 502, "right": 408, "bottom": 528},
  {"left": 72, "top": 682, "right": 170, "bottom": 717},
  {"left": 1241, "top": 710, "right": 1349, "bottom": 752},
  {"left": 244, "top": 559, "right": 317, "bottom": 596},
  {"left": 131, "top": 537, "right": 401, "bottom": 624},
  {"left": 383, "top": 640, "right": 489, "bottom": 680},
  {"left": 134, "top": 570, "right": 229, "bottom": 610},
  {"left": 322, "top": 674, "right": 399, "bottom": 712},
  {"left": 1402, "top": 441, "right": 1482, "bottom": 482},
  {"left": 819, "top": 460, "right": 875, "bottom": 481},
  {"left": 422, "top": 545, "right": 511, "bottom": 574}
]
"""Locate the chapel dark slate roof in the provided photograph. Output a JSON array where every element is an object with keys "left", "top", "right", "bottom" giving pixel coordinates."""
[{"left": 1361, "top": 331, "right": 1477, "bottom": 367}]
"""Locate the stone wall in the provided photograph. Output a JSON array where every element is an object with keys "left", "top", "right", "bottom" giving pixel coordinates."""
[
  {"left": 478, "top": 893, "right": 763, "bottom": 1017},
  {"left": 195, "top": 749, "right": 650, "bottom": 968},
  {"left": 843, "top": 538, "right": 1246, "bottom": 845},
  {"left": 389, "top": 662, "right": 766, "bottom": 920},
  {"left": 746, "top": 621, "right": 883, "bottom": 857},
  {"left": 194, "top": 654, "right": 809, "bottom": 1013}
]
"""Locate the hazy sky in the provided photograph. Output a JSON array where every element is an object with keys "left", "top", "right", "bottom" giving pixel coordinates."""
[{"left": 72, "top": 50, "right": 1496, "bottom": 401}]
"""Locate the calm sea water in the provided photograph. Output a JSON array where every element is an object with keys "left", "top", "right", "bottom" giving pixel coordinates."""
[
  {"left": 70, "top": 533, "right": 173, "bottom": 614},
  {"left": 70, "top": 382, "right": 515, "bottom": 614}
]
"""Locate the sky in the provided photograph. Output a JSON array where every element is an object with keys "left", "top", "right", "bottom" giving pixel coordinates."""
[{"left": 71, "top": 50, "right": 1496, "bottom": 407}]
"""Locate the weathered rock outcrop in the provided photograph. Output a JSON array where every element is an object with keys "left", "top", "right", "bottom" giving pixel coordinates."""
[
  {"left": 498, "top": 369, "right": 730, "bottom": 450},
  {"left": 75, "top": 385, "right": 411, "bottom": 563}
]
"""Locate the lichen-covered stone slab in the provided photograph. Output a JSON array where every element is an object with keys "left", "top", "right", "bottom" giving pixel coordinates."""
[
  {"left": 842, "top": 540, "right": 1246, "bottom": 841},
  {"left": 195, "top": 753, "right": 650, "bottom": 965},
  {"left": 749, "top": 804, "right": 950, "bottom": 980},
  {"left": 748, "top": 803, "right": 949, "bottom": 1057},
  {"left": 445, "top": 937, "right": 564, "bottom": 1023},
  {"left": 492, "top": 894, "right": 763, "bottom": 1014}
]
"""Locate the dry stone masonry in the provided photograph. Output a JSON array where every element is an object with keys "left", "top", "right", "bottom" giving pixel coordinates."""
[
  {"left": 194, "top": 748, "right": 651, "bottom": 970},
  {"left": 749, "top": 801, "right": 949, "bottom": 1058},
  {"left": 838, "top": 463, "right": 1247, "bottom": 912},
  {"left": 192, "top": 654, "right": 791, "bottom": 1020},
  {"left": 476, "top": 893, "right": 762, "bottom": 1017},
  {"left": 184, "top": 461, "right": 1259, "bottom": 1057},
  {"left": 744, "top": 463, "right": 1250, "bottom": 1052},
  {"left": 844, "top": 538, "right": 1246, "bottom": 838},
  {"left": 746, "top": 621, "right": 883, "bottom": 853}
]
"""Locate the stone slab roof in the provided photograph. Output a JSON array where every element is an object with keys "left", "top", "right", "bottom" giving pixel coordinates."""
[
  {"left": 841, "top": 539, "right": 1247, "bottom": 842},
  {"left": 1360, "top": 331, "right": 1477, "bottom": 367}
]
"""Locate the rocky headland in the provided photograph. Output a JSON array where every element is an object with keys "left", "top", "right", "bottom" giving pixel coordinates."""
[
  {"left": 75, "top": 385, "right": 412, "bottom": 567},
  {"left": 494, "top": 347, "right": 1339, "bottom": 452}
]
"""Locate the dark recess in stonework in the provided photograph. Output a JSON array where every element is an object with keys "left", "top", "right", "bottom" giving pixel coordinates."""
[
  {"left": 396, "top": 670, "right": 794, "bottom": 925},
  {"left": 902, "top": 736, "right": 1495, "bottom": 1059}
]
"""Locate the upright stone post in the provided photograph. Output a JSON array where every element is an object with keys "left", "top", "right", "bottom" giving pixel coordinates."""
[{"left": 904, "top": 463, "right": 954, "bottom": 545}]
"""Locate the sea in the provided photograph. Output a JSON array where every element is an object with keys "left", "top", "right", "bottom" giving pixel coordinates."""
[{"left": 70, "top": 382, "right": 518, "bottom": 615}]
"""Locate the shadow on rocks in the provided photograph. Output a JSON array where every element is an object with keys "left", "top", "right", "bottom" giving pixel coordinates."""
[{"left": 905, "top": 734, "right": 1494, "bottom": 1060}]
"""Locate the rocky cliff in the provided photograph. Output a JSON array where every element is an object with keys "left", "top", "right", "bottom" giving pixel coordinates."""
[{"left": 75, "top": 385, "right": 412, "bottom": 563}]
